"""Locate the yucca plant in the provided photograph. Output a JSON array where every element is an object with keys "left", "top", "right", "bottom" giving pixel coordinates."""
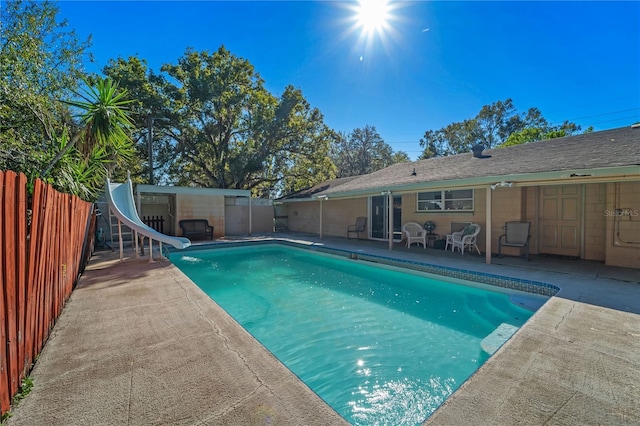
[{"left": 41, "top": 77, "right": 136, "bottom": 200}]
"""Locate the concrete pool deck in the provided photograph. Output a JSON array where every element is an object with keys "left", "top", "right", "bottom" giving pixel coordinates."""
[{"left": 6, "top": 235, "right": 640, "bottom": 425}]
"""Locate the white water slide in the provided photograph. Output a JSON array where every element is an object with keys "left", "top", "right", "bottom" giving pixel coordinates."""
[{"left": 105, "top": 177, "right": 191, "bottom": 261}]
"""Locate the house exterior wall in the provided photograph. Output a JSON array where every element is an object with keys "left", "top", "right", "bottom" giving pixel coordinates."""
[
  {"left": 176, "top": 194, "right": 225, "bottom": 238},
  {"left": 398, "top": 185, "right": 629, "bottom": 261},
  {"left": 285, "top": 182, "right": 639, "bottom": 270},
  {"left": 286, "top": 201, "right": 319, "bottom": 234},
  {"left": 489, "top": 188, "right": 526, "bottom": 257},
  {"left": 583, "top": 183, "right": 607, "bottom": 261},
  {"left": 287, "top": 198, "right": 367, "bottom": 237},
  {"left": 324, "top": 198, "right": 368, "bottom": 237},
  {"left": 605, "top": 181, "right": 640, "bottom": 269},
  {"left": 399, "top": 191, "right": 483, "bottom": 247},
  {"left": 400, "top": 188, "right": 527, "bottom": 254},
  {"left": 392, "top": 185, "right": 624, "bottom": 262}
]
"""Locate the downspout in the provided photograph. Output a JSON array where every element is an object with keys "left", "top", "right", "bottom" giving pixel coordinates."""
[{"left": 485, "top": 187, "right": 492, "bottom": 264}]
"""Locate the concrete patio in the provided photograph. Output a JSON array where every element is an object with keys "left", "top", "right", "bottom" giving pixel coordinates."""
[{"left": 6, "top": 234, "right": 639, "bottom": 425}]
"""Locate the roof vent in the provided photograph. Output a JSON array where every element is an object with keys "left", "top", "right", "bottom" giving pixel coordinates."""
[{"left": 471, "top": 144, "right": 490, "bottom": 158}]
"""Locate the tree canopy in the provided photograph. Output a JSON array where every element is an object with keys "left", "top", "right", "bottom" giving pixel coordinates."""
[
  {"left": 330, "top": 125, "right": 409, "bottom": 177},
  {"left": 0, "top": 0, "right": 89, "bottom": 178},
  {"left": 0, "top": 0, "right": 135, "bottom": 200},
  {"left": 419, "top": 99, "right": 582, "bottom": 159},
  {"left": 104, "top": 47, "right": 337, "bottom": 196}
]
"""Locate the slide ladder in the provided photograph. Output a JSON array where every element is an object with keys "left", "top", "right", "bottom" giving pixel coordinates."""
[{"left": 105, "top": 177, "right": 190, "bottom": 261}]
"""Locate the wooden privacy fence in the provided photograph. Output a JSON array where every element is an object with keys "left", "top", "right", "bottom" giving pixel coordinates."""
[{"left": 0, "top": 170, "right": 94, "bottom": 414}]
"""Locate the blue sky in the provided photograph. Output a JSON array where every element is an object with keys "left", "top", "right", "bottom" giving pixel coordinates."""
[{"left": 58, "top": 1, "right": 639, "bottom": 159}]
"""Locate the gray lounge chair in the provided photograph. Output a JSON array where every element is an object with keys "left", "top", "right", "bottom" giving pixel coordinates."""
[
  {"left": 347, "top": 217, "right": 367, "bottom": 240},
  {"left": 498, "top": 221, "right": 531, "bottom": 260}
]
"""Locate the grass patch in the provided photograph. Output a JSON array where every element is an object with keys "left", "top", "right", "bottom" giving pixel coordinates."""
[{"left": 1, "top": 376, "right": 34, "bottom": 425}]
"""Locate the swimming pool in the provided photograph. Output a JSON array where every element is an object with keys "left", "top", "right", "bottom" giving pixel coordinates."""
[{"left": 171, "top": 243, "right": 549, "bottom": 425}]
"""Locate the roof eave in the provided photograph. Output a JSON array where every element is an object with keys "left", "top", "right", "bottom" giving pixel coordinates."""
[
  {"left": 136, "top": 184, "right": 251, "bottom": 197},
  {"left": 317, "top": 165, "right": 640, "bottom": 199}
]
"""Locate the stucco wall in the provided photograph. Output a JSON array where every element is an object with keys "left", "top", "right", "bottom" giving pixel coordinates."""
[
  {"left": 286, "top": 202, "right": 319, "bottom": 234},
  {"left": 583, "top": 183, "right": 607, "bottom": 261},
  {"left": 176, "top": 194, "right": 225, "bottom": 238},
  {"left": 323, "top": 198, "right": 368, "bottom": 237},
  {"left": 287, "top": 198, "right": 367, "bottom": 238},
  {"left": 488, "top": 188, "right": 526, "bottom": 256}
]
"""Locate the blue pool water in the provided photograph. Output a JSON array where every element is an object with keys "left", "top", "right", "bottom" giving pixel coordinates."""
[{"left": 171, "top": 244, "right": 546, "bottom": 425}]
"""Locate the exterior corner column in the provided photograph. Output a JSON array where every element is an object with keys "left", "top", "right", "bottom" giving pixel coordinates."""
[
  {"left": 319, "top": 198, "right": 324, "bottom": 240},
  {"left": 485, "top": 187, "right": 492, "bottom": 264},
  {"left": 388, "top": 192, "right": 393, "bottom": 251},
  {"left": 248, "top": 196, "right": 252, "bottom": 236}
]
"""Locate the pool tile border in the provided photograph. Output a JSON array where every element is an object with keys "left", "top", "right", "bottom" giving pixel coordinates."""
[{"left": 175, "top": 239, "right": 559, "bottom": 297}]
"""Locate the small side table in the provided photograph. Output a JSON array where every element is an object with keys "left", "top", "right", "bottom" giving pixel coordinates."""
[{"left": 426, "top": 233, "right": 439, "bottom": 248}]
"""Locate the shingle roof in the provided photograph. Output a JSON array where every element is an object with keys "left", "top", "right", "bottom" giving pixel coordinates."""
[
  {"left": 320, "top": 125, "right": 640, "bottom": 197},
  {"left": 277, "top": 176, "right": 359, "bottom": 200}
]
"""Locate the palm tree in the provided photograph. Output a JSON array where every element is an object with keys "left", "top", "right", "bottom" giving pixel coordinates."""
[{"left": 42, "top": 77, "right": 135, "bottom": 200}]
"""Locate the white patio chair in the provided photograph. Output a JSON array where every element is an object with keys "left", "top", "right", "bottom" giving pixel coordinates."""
[
  {"left": 445, "top": 222, "right": 471, "bottom": 251},
  {"left": 451, "top": 223, "right": 481, "bottom": 255},
  {"left": 402, "top": 222, "right": 427, "bottom": 249}
]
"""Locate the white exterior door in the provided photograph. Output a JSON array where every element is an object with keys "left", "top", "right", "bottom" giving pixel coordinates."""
[{"left": 539, "top": 185, "right": 581, "bottom": 257}]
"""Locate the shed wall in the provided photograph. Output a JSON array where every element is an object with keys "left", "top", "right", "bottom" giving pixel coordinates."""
[{"left": 177, "top": 194, "right": 225, "bottom": 238}]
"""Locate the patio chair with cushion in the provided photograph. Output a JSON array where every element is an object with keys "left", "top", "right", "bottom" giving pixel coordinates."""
[
  {"left": 179, "top": 219, "right": 214, "bottom": 240},
  {"left": 402, "top": 222, "right": 427, "bottom": 249},
  {"left": 498, "top": 221, "right": 531, "bottom": 261},
  {"left": 450, "top": 223, "right": 481, "bottom": 255},
  {"left": 347, "top": 216, "right": 367, "bottom": 240},
  {"left": 445, "top": 221, "right": 472, "bottom": 251}
]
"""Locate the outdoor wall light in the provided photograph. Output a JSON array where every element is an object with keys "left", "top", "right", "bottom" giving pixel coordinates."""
[{"left": 490, "top": 181, "right": 513, "bottom": 190}]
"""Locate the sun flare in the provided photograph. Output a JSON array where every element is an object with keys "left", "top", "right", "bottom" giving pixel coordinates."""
[{"left": 356, "top": 0, "right": 391, "bottom": 35}]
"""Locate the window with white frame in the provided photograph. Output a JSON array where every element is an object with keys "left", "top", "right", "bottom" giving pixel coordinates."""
[{"left": 417, "top": 189, "right": 474, "bottom": 212}]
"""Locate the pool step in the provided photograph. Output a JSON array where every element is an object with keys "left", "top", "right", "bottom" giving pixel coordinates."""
[
  {"left": 462, "top": 295, "right": 497, "bottom": 337},
  {"left": 509, "top": 294, "right": 547, "bottom": 312},
  {"left": 480, "top": 323, "right": 519, "bottom": 355}
]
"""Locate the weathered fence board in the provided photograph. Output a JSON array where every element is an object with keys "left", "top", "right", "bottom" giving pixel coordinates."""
[
  {"left": 0, "top": 171, "right": 10, "bottom": 412},
  {"left": 4, "top": 171, "right": 19, "bottom": 398},
  {"left": 15, "top": 173, "right": 27, "bottom": 394},
  {"left": 0, "top": 170, "right": 93, "bottom": 415}
]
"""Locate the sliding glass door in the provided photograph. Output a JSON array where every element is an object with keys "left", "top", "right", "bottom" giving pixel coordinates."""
[{"left": 370, "top": 194, "right": 402, "bottom": 241}]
